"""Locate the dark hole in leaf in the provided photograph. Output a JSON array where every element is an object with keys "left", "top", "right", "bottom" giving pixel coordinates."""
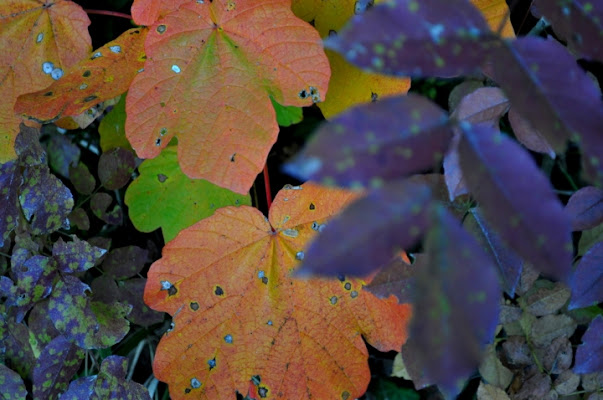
[
  {"left": 371, "top": 92, "right": 378, "bottom": 102},
  {"left": 190, "top": 302, "right": 199, "bottom": 311},
  {"left": 82, "top": 70, "right": 91, "bottom": 77},
  {"left": 208, "top": 358, "right": 216, "bottom": 370},
  {"left": 157, "top": 173, "right": 167, "bottom": 183},
  {"left": 344, "top": 282, "right": 351, "bottom": 290},
  {"left": 184, "top": 388, "right": 191, "bottom": 394},
  {"left": 261, "top": 277, "right": 268, "bottom": 284},
  {"left": 214, "top": 286, "right": 224, "bottom": 296},
  {"left": 251, "top": 375, "right": 261, "bottom": 386},
  {"left": 155, "top": 138, "right": 161, "bottom": 146},
  {"left": 309, "top": 203, "right": 315, "bottom": 210},
  {"left": 258, "top": 386, "right": 268, "bottom": 398},
  {"left": 157, "top": 25, "right": 167, "bottom": 34},
  {"left": 43, "top": 91, "right": 53, "bottom": 96},
  {"left": 337, "top": 274, "right": 345, "bottom": 282},
  {"left": 230, "top": 153, "right": 236, "bottom": 162},
  {"left": 168, "top": 286, "right": 177, "bottom": 296},
  {"left": 298, "top": 89, "right": 308, "bottom": 99},
  {"left": 342, "top": 391, "right": 350, "bottom": 400},
  {"left": 83, "top": 95, "right": 98, "bottom": 102}
]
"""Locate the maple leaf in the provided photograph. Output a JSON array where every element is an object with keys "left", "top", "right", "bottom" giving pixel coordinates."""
[
  {"left": 126, "top": 0, "right": 330, "bottom": 194},
  {"left": 292, "top": 0, "right": 411, "bottom": 118},
  {"left": 15, "top": 28, "right": 148, "bottom": 123},
  {"left": 144, "top": 183, "right": 411, "bottom": 399},
  {"left": 0, "top": 0, "right": 91, "bottom": 162}
]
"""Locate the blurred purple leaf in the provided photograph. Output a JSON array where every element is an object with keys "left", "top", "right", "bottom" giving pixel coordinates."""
[
  {"left": 458, "top": 123, "right": 573, "bottom": 282},
  {"left": 405, "top": 206, "right": 500, "bottom": 397},
  {"left": 565, "top": 186, "right": 603, "bottom": 231},
  {"left": 451, "top": 87, "right": 509, "bottom": 125},
  {"left": 118, "top": 278, "right": 165, "bottom": 327},
  {"left": 533, "top": 0, "right": 603, "bottom": 62},
  {"left": 466, "top": 208, "right": 523, "bottom": 297},
  {"left": 0, "top": 363, "right": 27, "bottom": 400},
  {"left": 61, "top": 356, "right": 150, "bottom": 399},
  {"left": 33, "top": 335, "right": 85, "bottom": 400},
  {"left": 508, "top": 108, "right": 555, "bottom": 158},
  {"left": 298, "top": 180, "right": 432, "bottom": 276},
  {"left": 52, "top": 237, "right": 107, "bottom": 274},
  {"left": 98, "top": 147, "right": 135, "bottom": 190},
  {"left": 46, "top": 133, "right": 80, "bottom": 178},
  {"left": 0, "top": 161, "right": 21, "bottom": 247},
  {"left": 69, "top": 162, "right": 96, "bottom": 195},
  {"left": 491, "top": 37, "right": 603, "bottom": 182},
  {"left": 325, "top": 0, "right": 499, "bottom": 78},
  {"left": 90, "top": 192, "right": 122, "bottom": 225},
  {"left": 574, "top": 315, "right": 603, "bottom": 373},
  {"left": 569, "top": 241, "right": 603, "bottom": 309},
  {"left": 443, "top": 134, "right": 468, "bottom": 201},
  {"left": 284, "top": 94, "right": 453, "bottom": 188},
  {"left": 48, "top": 275, "right": 131, "bottom": 349},
  {"left": 101, "top": 246, "right": 148, "bottom": 280},
  {"left": 19, "top": 166, "right": 74, "bottom": 235}
]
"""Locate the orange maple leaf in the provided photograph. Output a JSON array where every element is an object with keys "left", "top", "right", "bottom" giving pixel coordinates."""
[
  {"left": 15, "top": 28, "right": 148, "bottom": 123},
  {"left": 126, "top": 0, "right": 330, "bottom": 194},
  {"left": 144, "top": 183, "right": 411, "bottom": 399}
]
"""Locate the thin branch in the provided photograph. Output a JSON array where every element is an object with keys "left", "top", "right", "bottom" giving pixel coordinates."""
[{"left": 84, "top": 9, "right": 132, "bottom": 20}]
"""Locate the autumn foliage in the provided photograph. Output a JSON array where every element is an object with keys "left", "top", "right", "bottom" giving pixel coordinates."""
[{"left": 1, "top": 0, "right": 603, "bottom": 400}]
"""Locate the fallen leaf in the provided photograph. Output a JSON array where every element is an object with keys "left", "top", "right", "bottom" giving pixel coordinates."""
[
  {"left": 15, "top": 28, "right": 147, "bottom": 123},
  {"left": 530, "top": 314, "right": 577, "bottom": 347},
  {"left": 479, "top": 345, "right": 513, "bottom": 390},
  {"left": 0, "top": 0, "right": 91, "bottom": 161},
  {"left": 537, "top": 336, "right": 572, "bottom": 374},
  {"left": 523, "top": 281, "right": 571, "bottom": 316},
  {"left": 477, "top": 381, "right": 511, "bottom": 400},
  {"left": 553, "top": 370, "right": 580, "bottom": 396},
  {"left": 125, "top": 146, "right": 251, "bottom": 242},
  {"left": 144, "top": 183, "right": 411, "bottom": 399},
  {"left": 126, "top": 0, "right": 330, "bottom": 194}
]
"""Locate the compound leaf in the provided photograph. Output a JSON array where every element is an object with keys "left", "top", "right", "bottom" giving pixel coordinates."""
[
  {"left": 144, "top": 183, "right": 411, "bottom": 400},
  {"left": 126, "top": 0, "right": 330, "bottom": 194},
  {"left": 458, "top": 123, "right": 573, "bottom": 282},
  {"left": 125, "top": 146, "right": 251, "bottom": 242}
]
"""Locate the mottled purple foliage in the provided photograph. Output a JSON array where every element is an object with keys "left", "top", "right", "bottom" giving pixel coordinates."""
[
  {"left": 565, "top": 186, "right": 603, "bottom": 231},
  {"left": 573, "top": 315, "right": 603, "bottom": 373},
  {"left": 325, "top": 0, "right": 499, "bottom": 78},
  {"left": 298, "top": 180, "right": 432, "bottom": 276},
  {"left": 458, "top": 123, "right": 573, "bottom": 282},
  {"left": 0, "top": 161, "right": 21, "bottom": 248},
  {"left": 284, "top": 95, "right": 453, "bottom": 188},
  {"left": 568, "top": 241, "right": 603, "bottom": 309},
  {"left": 0, "top": 363, "right": 27, "bottom": 400},
  {"left": 405, "top": 206, "right": 500, "bottom": 397},
  {"left": 98, "top": 147, "right": 135, "bottom": 190},
  {"left": 61, "top": 356, "right": 150, "bottom": 400},
  {"left": 33, "top": 335, "right": 85, "bottom": 400},
  {"left": 11, "top": 255, "right": 57, "bottom": 321},
  {"left": 52, "top": 237, "right": 107, "bottom": 274}
]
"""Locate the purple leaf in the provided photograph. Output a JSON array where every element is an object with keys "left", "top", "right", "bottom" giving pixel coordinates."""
[
  {"left": 68, "top": 208, "right": 90, "bottom": 231},
  {"left": 458, "top": 123, "right": 573, "bottom": 282},
  {"left": 451, "top": 87, "right": 510, "bottom": 126},
  {"left": 0, "top": 364, "right": 27, "bottom": 400},
  {"left": 90, "top": 192, "right": 122, "bottom": 225},
  {"left": 1, "top": 318, "right": 35, "bottom": 378},
  {"left": 101, "top": 246, "right": 148, "bottom": 280},
  {"left": 467, "top": 208, "right": 523, "bottom": 297},
  {"left": 405, "top": 206, "right": 500, "bottom": 397},
  {"left": 46, "top": 133, "right": 81, "bottom": 178},
  {"left": 574, "top": 315, "right": 603, "bottom": 373},
  {"left": 14, "top": 123, "right": 45, "bottom": 166},
  {"left": 98, "top": 147, "right": 135, "bottom": 190},
  {"left": 62, "top": 356, "right": 150, "bottom": 399},
  {"left": 11, "top": 255, "right": 57, "bottom": 322},
  {"left": 491, "top": 37, "right": 603, "bottom": 181},
  {"left": 325, "top": 0, "right": 499, "bottom": 78},
  {"left": 33, "top": 335, "right": 85, "bottom": 400},
  {"left": 52, "top": 237, "right": 107, "bottom": 274},
  {"left": 29, "top": 300, "right": 61, "bottom": 347},
  {"left": 19, "top": 166, "right": 74, "bottom": 235},
  {"left": 69, "top": 162, "right": 96, "bottom": 195},
  {"left": 48, "top": 275, "right": 131, "bottom": 349},
  {"left": 508, "top": 108, "right": 555, "bottom": 158},
  {"left": 298, "top": 180, "right": 432, "bottom": 276},
  {"left": 443, "top": 134, "right": 469, "bottom": 201},
  {"left": 117, "top": 278, "right": 165, "bottom": 327},
  {"left": 565, "top": 186, "right": 603, "bottom": 231},
  {"left": 284, "top": 94, "right": 453, "bottom": 188},
  {"left": 0, "top": 160, "right": 22, "bottom": 247},
  {"left": 569, "top": 241, "right": 603, "bottom": 309},
  {"left": 533, "top": 0, "right": 603, "bottom": 62}
]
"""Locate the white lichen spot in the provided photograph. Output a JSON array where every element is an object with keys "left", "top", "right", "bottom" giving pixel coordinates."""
[
  {"left": 282, "top": 228, "right": 299, "bottom": 238},
  {"left": 137, "top": 68, "right": 144, "bottom": 73},
  {"left": 160, "top": 127, "right": 167, "bottom": 136},
  {"left": 267, "top": 320, "right": 273, "bottom": 326},
  {"left": 295, "top": 251, "right": 305, "bottom": 261},
  {"left": 51, "top": 68, "right": 63, "bottom": 80},
  {"left": 191, "top": 378, "right": 201, "bottom": 389},
  {"left": 91, "top": 52, "right": 102, "bottom": 59},
  {"left": 171, "top": 64, "right": 181, "bottom": 74},
  {"left": 330, "top": 296, "right": 338, "bottom": 305},
  {"left": 294, "top": 156, "right": 322, "bottom": 177},
  {"left": 224, "top": 334, "right": 233, "bottom": 343},
  {"left": 109, "top": 45, "right": 121, "bottom": 53},
  {"left": 283, "top": 184, "right": 302, "bottom": 190},
  {"left": 197, "top": 0, "right": 204, "bottom": 3},
  {"left": 79, "top": 83, "right": 88, "bottom": 90},
  {"left": 36, "top": 33, "right": 44, "bottom": 43},
  {"left": 160, "top": 280, "right": 173, "bottom": 290},
  {"left": 42, "top": 61, "right": 54, "bottom": 74},
  {"left": 258, "top": 270, "right": 265, "bottom": 279}
]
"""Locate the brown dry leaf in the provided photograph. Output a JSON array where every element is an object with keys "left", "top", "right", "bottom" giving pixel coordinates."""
[
  {"left": 524, "top": 281, "right": 571, "bottom": 317},
  {"left": 553, "top": 370, "right": 580, "bottom": 396},
  {"left": 530, "top": 314, "right": 577, "bottom": 347},
  {"left": 502, "top": 336, "right": 533, "bottom": 368}
]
